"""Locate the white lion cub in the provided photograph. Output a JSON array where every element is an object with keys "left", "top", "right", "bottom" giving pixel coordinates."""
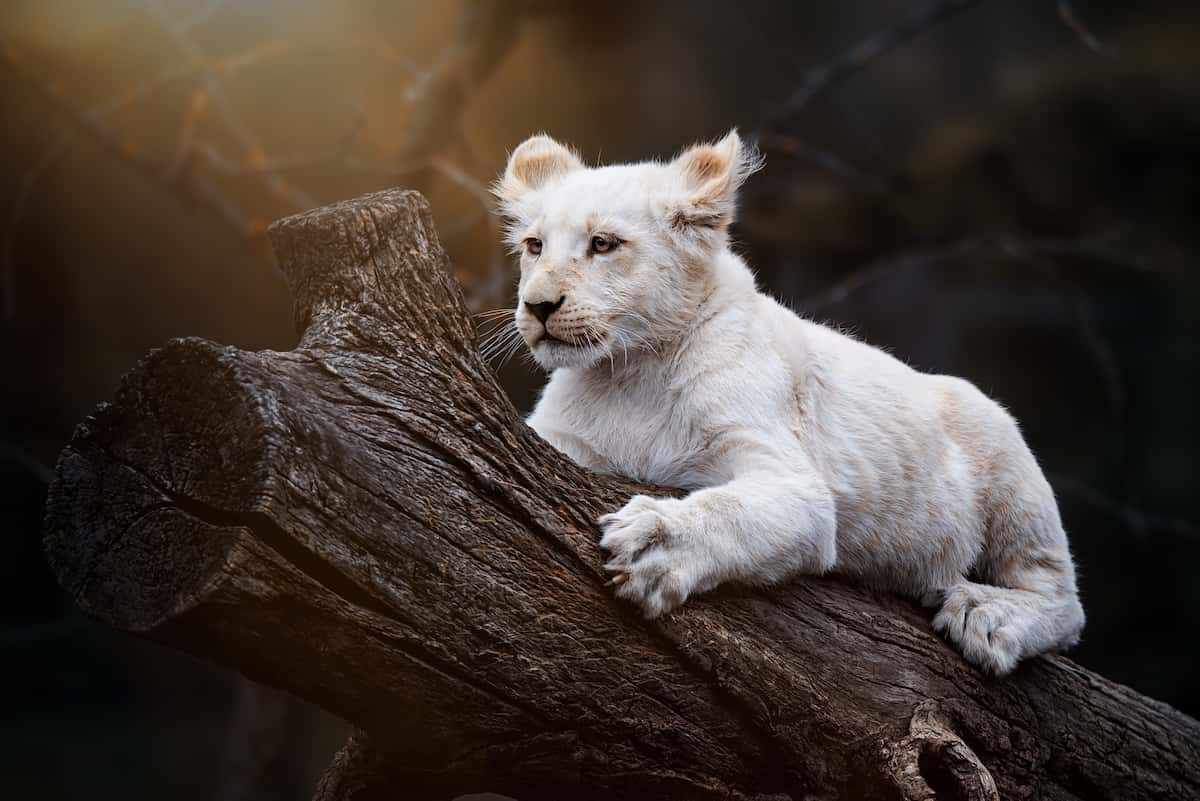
[{"left": 494, "top": 130, "right": 1085, "bottom": 675}]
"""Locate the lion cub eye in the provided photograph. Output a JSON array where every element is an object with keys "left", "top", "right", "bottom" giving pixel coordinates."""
[
  {"left": 524, "top": 237, "right": 543, "bottom": 256},
  {"left": 590, "top": 235, "right": 617, "bottom": 255}
]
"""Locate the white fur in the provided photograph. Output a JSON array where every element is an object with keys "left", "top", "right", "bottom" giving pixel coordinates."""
[{"left": 494, "top": 131, "right": 1085, "bottom": 675}]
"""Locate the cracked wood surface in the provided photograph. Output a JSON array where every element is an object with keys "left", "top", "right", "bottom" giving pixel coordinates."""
[{"left": 44, "top": 189, "right": 1200, "bottom": 801}]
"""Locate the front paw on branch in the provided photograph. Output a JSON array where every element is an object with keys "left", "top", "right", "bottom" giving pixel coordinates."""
[{"left": 598, "top": 495, "right": 696, "bottom": 618}]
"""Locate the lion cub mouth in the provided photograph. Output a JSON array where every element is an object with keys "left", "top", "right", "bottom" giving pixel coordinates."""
[{"left": 538, "top": 332, "right": 586, "bottom": 348}]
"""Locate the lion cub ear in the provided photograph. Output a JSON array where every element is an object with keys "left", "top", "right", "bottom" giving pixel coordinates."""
[
  {"left": 667, "top": 129, "right": 762, "bottom": 230},
  {"left": 495, "top": 134, "right": 582, "bottom": 206}
]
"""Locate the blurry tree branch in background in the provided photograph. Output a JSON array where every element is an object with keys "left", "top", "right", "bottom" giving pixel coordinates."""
[
  {"left": 142, "top": 0, "right": 318, "bottom": 213},
  {"left": 1050, "top": 473, "right": 1200, "bottom": 543},
  {"left": 799, "top": 236, "right": 1127, "bottom": 419},
  {"left": 760, "top": 0, "right": 986, "bottom": 131},
  {"left": 1058, "top": 0, "right": 1113, "bottom": 56},
  {"left": 214, "top": 679, "right": 299, "bottom": 801},
  {"left": 764, "top": 0, "right": 1109, "bottom": 133},
  {"left": 756, "top": 0, "right": 1113, "bottom": 192},
  {"left": 0, "top": 0, "right": 546, "bottom": 321},
  {"left": 755, "top": 131, "right": 893, "bottom": 196},
  {"left": 0, "top": 441, "right": 55, "bottom": 485},
  {"left": 750, "top": 1, "right": 990, "bottom": 215}
]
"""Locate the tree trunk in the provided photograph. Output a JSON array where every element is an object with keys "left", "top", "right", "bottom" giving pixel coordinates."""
[{"left": 44, "top": 189, "right": 1200, "bottom": 801}]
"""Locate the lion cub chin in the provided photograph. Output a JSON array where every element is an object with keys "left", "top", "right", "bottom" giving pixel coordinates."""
[{"left": 494, "top": 130, "right": 1084, "bottom": 676}]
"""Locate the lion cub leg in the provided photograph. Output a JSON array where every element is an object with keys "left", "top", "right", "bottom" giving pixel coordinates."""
[
  {"left": 933, "top": 495, "right": 1085, "bottom": 675},
  {"left": 599, "top": 469, "right": 837, "bottom": 618}
]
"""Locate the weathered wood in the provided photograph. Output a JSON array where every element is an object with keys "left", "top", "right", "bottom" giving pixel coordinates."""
[{"left": 44, "top": 189, "right": 1200, "bottom": 801}]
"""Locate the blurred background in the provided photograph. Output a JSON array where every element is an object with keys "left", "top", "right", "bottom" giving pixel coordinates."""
[{"left": 2, "top": 0, "right": 1198, "bottom": 798}]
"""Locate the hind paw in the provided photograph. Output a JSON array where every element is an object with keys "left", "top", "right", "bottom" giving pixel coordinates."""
[{"left": 933, "top": 585, "right": 1021, "bottom": 676}]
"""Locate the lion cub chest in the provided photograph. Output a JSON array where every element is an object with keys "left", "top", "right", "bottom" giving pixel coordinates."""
[{"left": 542, "top": 368, "right": 712, "bottom": 489}]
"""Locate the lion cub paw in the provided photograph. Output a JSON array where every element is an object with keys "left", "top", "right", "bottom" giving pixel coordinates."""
[
  {"left": 598, "top": 495, "right": 698, "bottom": 619},
  {"left": 933, "top": 583, "right": 1022, "bottom": 676}
]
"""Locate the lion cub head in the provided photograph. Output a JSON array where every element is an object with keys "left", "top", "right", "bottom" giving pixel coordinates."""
[{"left": 495, "top": 130, "right": 760, "bottom": 370}]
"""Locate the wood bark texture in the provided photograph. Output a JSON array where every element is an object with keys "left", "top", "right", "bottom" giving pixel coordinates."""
[{"left": 44, "top": 189, "right": 1200, "bottom": 801}]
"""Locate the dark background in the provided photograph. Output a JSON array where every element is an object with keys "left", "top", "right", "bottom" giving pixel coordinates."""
[{"left": 2, "top": 1, "right": 1198, "bottom": 798}]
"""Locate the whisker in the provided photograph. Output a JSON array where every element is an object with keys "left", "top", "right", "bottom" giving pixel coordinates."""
[
  {"left": 477, "top": 320, "right": 513, "bottom": 346},
  {"left": 479, "top": 323, "right": 521, "bottom": 363},
  {"left": 473, "top": 308, "right": 516, "bottom": 320},
  {"left": 496, "top": 331, "right": 524, "bottom": 362},
  {"left": 603, "top": 309, "right": 664, "bottom": 360},
  {"left": 495, "top": 332, "right": 527, "bottom": 369},
  {"left": 612, "top": 319, "right": 659, "bottom": 361},
  {"left": 584, "top": 321, "right": 614, "bottom": 374},
  {"left": 488, "top": 319, "right": 533, "bottom": 368},
  {"left": 477, "top": 323, "right": 508, "bottom": 350}
]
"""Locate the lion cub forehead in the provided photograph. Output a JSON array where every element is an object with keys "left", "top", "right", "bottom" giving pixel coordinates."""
[{"left": 540, "top": 162, "right": 666, "bottom": 223}]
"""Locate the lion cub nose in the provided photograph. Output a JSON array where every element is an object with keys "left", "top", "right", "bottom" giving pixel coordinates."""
[{"left": 525, "top": 296, "right": 565, "bottom": 325}]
